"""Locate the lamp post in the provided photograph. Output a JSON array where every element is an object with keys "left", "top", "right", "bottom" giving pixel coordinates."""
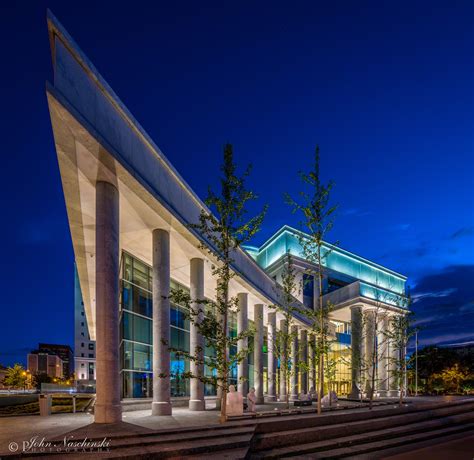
[{"left": 415, "top": 329, "right": 418, "bottom": 397}]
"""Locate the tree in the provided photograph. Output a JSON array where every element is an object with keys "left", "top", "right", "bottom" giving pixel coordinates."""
[
  {"left": 361, "top": 280, "right": 398, "bottom": 409},
  {"left": 33, "top": 373, "right": 52, "bottom": 390},
  {"left": 385, "top": 305, "right": 415, "bottom": 406},
  {"left": 415, "top": 346, "right": 458, "bottom": 393},
  {"left": 324, "top": 352, "right": 338, "bottom": 405},
  {"left": 4, "top": 364, "right": 27, "bottom": 389},
  {"left": 170, "top": 144, "right": 267, "bottom": 423},
  {"left": 270, "top": 252, "right": 304, "bottom": 410},
  {"left": 287, "top": 145, "right": 338, "bottom": 415},
  {"left": 436, "top": 364, "right": 469, "bottom": 394}
]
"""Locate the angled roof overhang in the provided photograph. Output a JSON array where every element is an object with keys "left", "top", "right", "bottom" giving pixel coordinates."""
[{"left": 46, "top": 11, "right": 299, "bottom": 337}]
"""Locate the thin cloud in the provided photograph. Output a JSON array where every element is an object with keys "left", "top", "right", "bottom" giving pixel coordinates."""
[
  {"left": 450, "top": 227, "right": 474, "bottom": 239},
  {"left": 417, "top": 332, "right": 474, "bottom": 347},
  {"left": 412, "top": 288, "right": 457, "bottom": 303}
]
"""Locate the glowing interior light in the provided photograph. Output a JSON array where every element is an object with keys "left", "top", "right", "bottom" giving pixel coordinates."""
[{"left": 244, "top": 226, "right": 407, "bottom": 297}]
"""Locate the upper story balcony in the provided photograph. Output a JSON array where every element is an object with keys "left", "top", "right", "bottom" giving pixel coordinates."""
[{"left": 323, "top": 280, "right": 408, "bottom": 311}]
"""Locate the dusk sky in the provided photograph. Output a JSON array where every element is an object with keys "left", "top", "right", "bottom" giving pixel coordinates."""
[{"left": 1, "top": 1, "right": 473, "bottom": 366}]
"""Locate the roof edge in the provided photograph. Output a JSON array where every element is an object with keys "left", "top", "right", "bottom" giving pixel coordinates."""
[{"left": 255, "top": 225, "right": 408, "bottom": 281}]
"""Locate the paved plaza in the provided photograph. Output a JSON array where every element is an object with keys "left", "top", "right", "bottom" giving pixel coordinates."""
[
  {"left": 0, "top": 398, "right": 380, "bottom": 455},
  {"left": 0, "top": 397, "right": 473, "bottom": 457}
]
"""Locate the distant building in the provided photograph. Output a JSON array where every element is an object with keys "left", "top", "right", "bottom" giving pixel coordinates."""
[
  {"left": 74, "top": 265, "right": 96, "bottom": 382},
  {"left": 37, "top": 343, "right": 73, "bottom": 378},
  {"left": 27, "top": 352, "right": 63, "bottom": 379}
]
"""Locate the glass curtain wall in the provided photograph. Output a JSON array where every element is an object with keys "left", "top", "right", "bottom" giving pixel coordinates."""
[
  {"left": 120, "top": 252, "right": 239, "bottom": 399},
  {"left": 121, "top": 252, "right": 192, "bottom": 398}
]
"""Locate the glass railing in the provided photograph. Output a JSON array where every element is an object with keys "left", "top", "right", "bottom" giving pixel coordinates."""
[{"left": 323, "top": 281, "right": 408, "bottom": 308}]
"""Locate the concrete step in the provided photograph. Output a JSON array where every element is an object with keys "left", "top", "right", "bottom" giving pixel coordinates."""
[
  {"left": 252, "top": 400, "right": 474, "bottom": 450},
  {"left": 251, "top": 412, "right": 474, "bottom": 458},
  {"left": 313, "top": 422, "right": 474, "bottom": 458},
  {"left": 253, "top": 399, "right": 474, "bottom": 434},
  {"left": 12, "top": 424, "right": 255, "bottom": 459},
  {"left": 90, "top": 426, "right": 255, "bottom": 451},
  {"left": 61, "top": 433, "right": 253, "bottom": 459},
  {"left": 169, "top": 446, "right": 250, "bottom": 459},
  {"left": 349, "top": 427, "right": 474, "bottom": 459}
]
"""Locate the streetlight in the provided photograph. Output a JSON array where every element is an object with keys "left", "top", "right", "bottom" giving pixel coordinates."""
[
  {"left": 415, "top": 329, "right": 419, "bottom": 397},
  {"left": 22, "top": 371, "right": 27, "bottom": 392}
]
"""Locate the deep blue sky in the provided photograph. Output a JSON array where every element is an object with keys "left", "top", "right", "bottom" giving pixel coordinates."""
[{"left": 1, "top": 1, "right": 473, "bottom": 366}]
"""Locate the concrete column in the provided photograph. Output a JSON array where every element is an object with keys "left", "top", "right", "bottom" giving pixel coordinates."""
[
  {"left": 266, "top": 312, "right": 277, "bottom": 401},
  {"left": 364, "top": 309, "right": 377, "bottom": 396},
  {"left": 300, "top": 329, "right": 308, "bottom": 394},
  {"left": 95, "top": 181, "right": 121, "bottom": 423},
  {"left": 388, "top": 316, "right": 400, "bottom": 397},
  {"left": 189, "top": 258, "right": 205, "bottom": 411},
  {"left": 377, "top": 315, "right": 389, "bottom": 396},
  {"left": 279, "top": 319, "right": 288, "bottom": 401},
  {"left": 349, "top": 305, "right": 362, "bottom": 399},
  {"left": 254, "top": 304, "right": 264, "bottom": 404},
  {"left": 290, "top": 325, "right": 299, "bottom": 400},
  {"left": 152, "top": 229, "right": 172, "bottom": 416},
  {"left": 308, "top": 335, "right": 316, "bottom": 392},
  {"left": 237, "top": 293, "right": 249, "bottom": 396}
]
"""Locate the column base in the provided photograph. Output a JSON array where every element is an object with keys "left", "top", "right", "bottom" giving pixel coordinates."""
[
  {"left": 94, "top": 403, "right": 122, "bottom": 423},
  {"left": 377, "top": 390, "right": 388, "bottom": 397},
  {"left": 387, "top": 390, "right": 399, "bottom": 398},
  {"left": 255, "top": 397, "right": 264, "bottom": 404},
  {"left": 349, "top": 390, "right": 361, "bottom": 400},
  {"left": 151, "top": 401, "right": 172, "bottom": 415},
  {"left": 289, "top": 394, "right": 299, "bottom": 401},
  {"left": 189, "top": 399, "right": 205, "bottom": 411},
  {"left": 265, "top": 395, "right": 277, "bottom": 402}
]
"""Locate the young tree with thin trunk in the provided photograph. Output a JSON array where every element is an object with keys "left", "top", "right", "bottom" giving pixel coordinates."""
[
  {"left": 270, "top": 252, "right": 304, "bottom": 410},
  {"left": 287, "top": 145, "right": 338, "bottom": 415},
  {"left": 384, "top": 296, "right": 414, "bottom": 406},
  {"left": 365, "top": 282, "right": 390, "bottom": 409},
  {"left": 170, "top": 144, "right": 266, "bottom": 423},
  {"left": 324, "top": 352, "right": 338, "bottom": 406}
]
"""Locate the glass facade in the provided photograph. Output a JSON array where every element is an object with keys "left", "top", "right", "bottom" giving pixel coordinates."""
[
  {"left": 120, "top": 251, "right": 354, "bottom": 399},
  {"left": 121, "top": 252, "right": 194, "bottom": 398},
  {"left": 327, "top": 341, "right": 352, "bottom": 395},
  {"left": 120, "top": 252, "right": 242, "bottom": 399},
  {"left": 302, "top": 274, "right": 314, "bottom": 309}
]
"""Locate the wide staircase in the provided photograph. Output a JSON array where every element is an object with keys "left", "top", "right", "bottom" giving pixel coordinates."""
[
  {"left": 7, "top": 399, "right": 474, "bottom": 459},
  {"left": 248, "top": 399, "right": 474, "bottom": 458}
]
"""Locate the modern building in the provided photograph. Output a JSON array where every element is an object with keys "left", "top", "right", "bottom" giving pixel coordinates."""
[
  {"left": 46, "top": 12, "right": 408, "bottom": 423},
  {"left": 37, "top": 343, "right": 74, "bottom": 378},
  {"left": 27, "top": 352, "right": 63, "bottom": 379},
  {"left": 74, "top": 265, "right": 96, "bottom": 382}
]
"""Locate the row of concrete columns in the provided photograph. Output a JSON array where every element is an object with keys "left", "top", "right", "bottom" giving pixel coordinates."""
[
  {"left": 350, "top": 305, "right": 401, "bottom": 399},
  {"left": 93, "top": 180, "right": 285, "bottom": 421},
  {"left": 93, "top": 181, "right": 401, "bottom": 423}
]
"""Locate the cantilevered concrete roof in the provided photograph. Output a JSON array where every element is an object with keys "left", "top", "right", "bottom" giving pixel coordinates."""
[{"left": 45, "top": 11, "right": 311, "bottom": 338}]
